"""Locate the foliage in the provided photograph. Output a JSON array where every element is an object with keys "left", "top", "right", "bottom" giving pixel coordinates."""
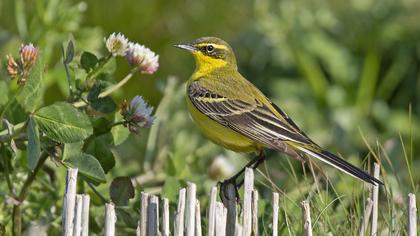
[{"left": 0, "top": 0, "right": 419, "bottom": 235}]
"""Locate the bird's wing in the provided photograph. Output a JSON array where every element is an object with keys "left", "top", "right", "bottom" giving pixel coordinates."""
[
  {"left": 188, "top": 81, "right": 383, "bottom": 186},
  {"left": 187, "top": 81, "right": 313, "bottom": 149}
]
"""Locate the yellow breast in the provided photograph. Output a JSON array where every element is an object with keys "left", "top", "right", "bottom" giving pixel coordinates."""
[{"left": 186, "top": 96, "right": 260, "bottom": 153}]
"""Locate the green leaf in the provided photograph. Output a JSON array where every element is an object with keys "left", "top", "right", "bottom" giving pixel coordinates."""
[
  {"left": 62, "top": 142, "right": 83, "bottom": 161},
  {"left": 111, "top": 113, "right": 129, "bottom": 146},
  {"left": 110, "top": 176, "right": 135, "bottom": 206},
  {"left": 161, "top": 177, "right": 181, "bottom": 202},
  {"left": 34, "top": 102, "right": 93, "bottom": 143},
  {"left": 99, "top": 56, "right": 116, "bottom": 75},
  {"left": 64, "top": 40, "right": 74, "bottom": 64},
  {"left": 27, "top": 116, "right": 41, "bottom": 170},
  {"left": 116, "top": 208, "right": 138, "bottom": 229},
  {"left": 81, "top": 52, "right": 98, "bottom": 72},
  {"left": 0, "top": 81, "right": 9, "bottom": 106},
  {"left": 63, "top": 153, "right": 106, "bottom": 183},
  {"left": 16, "top": 56, "right": 43, "bottom": 112},
  {"left": 87, "top": 84, "right": 117, "bottom": 113},
  {"left": 85, "top": 134, "right": 115, "bottom": 173}
]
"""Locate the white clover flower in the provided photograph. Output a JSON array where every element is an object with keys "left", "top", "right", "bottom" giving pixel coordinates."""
[
  {"left": 125, "top": 42, "right": 159, "bottom": 74},
  {"left": 105, "top": 32, "right": 129, "bottom": 56},
  {"left": 121, "top": 95, "right": 155, "bottom": 134}
]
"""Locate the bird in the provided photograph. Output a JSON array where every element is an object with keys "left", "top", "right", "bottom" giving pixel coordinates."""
[{"left": 175, "top": 37, "right": 382, "bottom": 200}]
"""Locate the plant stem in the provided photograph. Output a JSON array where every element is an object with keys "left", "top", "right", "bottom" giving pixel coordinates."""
[
  {"left": 12, "top": 151, "right": 48, "bottom": 236},
  {"left": 87, "top": 182, "right": 107, "bottom": 204},
  {"left": 98, "top": 67, "right": 139, "bottom": 98},
  {"left": 1, "top": 143, "right": 15, "bottom": 196},
  {"left": 0, "top": 94, "right": 18, "bottom": 122},
  {"left": 63, "top": 57, "right": 73, "bottom": 100},
  {"left": 86, "top": 54, "right": 112, "bottom": 80},
  {"left": 73, "top": 67, "right": 139, "bottom": 108},
  {"left": 0, "top": 122, "right": 26, "bottom": 143}
]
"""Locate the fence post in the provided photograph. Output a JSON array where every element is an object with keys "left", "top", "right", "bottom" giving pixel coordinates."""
[
  {"left": 62, "top": 168, "right": 78, "bottom": 236},
  {"left": 147, "top": 195, "right": 159, "bottom": 236},
  {"left": 162, "top": 197, "right": 170, "bottom": 236},
  {"left": 225, "top": 183, "right": 237, "bottom": 236},
  {"left": 272, "top": 192, "right": 279, "bottom": 236},
  {"left": 104, "top": 202, "right": 116, "bottom": 236},
  {"left": 73, "top": 194, "right": 83, "bottom": 236},
  {"left": 139, "top": 192, "right": 149, "bottom": 236},
  {"left": 196, "top": 200, "right": 202, "bottom": 236},
  {"left": 358, "top": 198, "right": 373, "bottom": 236},
  {"left": 215, "top": 202, "right": 227, "bottom": 236},
  {"left": 301, "top": 200, "right": 312, "bottom": 236},
  {"left": 252, "top": 190, "right": 259, "bottom": 236},
  {"left": 186, "top": 182, "right": 196, "bottom": 236},
  {"left": 81, "top": 194, "right": 90, "bottom": 236},
  {"left": 174, "top": 188, "right": 186, "bottom": 236},
  {"left": 208, "top": 186, "right": 217, "bottom": 236},
  {"left": 243, "top": 168, "right": 254, "bottom": 236},
  {"left": 407, "top": 193, "right": 417, "bottom": 236},
  {"left": 370, "top": 163, "right": 380, "bottom": 236}
]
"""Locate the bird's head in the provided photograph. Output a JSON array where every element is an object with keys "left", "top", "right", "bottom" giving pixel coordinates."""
[{"left": 175, "top": 37, "right": 237, "bottom": 71}]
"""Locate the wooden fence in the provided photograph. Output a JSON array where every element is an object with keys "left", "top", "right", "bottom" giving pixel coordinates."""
[{"left": 61, "top": 164, "right": 418, "bottom": 236}]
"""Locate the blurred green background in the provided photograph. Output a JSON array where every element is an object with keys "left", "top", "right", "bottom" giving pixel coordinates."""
[{"left": 1, "top": 0, "right": 419, "bottom": 234}]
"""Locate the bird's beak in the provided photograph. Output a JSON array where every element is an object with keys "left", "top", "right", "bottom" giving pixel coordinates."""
[{"left": 174, "top": 43, "right": 197, "bottom": 52}]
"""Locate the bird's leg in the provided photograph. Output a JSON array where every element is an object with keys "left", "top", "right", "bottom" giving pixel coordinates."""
[{"left": 219, "top": 151, "right": 266, "bottom": 207}]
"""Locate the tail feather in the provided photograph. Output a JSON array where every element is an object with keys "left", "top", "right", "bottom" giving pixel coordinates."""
[{"left": 297, "top": 146, "right": 383, "bottom": 186}]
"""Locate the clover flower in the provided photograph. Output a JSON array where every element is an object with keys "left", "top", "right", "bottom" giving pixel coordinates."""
[
  {"left": 20, "top": 44, "right": 38, "bottom": 72},
  {"left": 6, "top": 55, "right": 19, "bottom": 78},
  {"left": 121, "top": 96, "right": 155, "bottom": 134},
  {"left": 6, "top": 43, "right": 39, "bottom": 85},
  {"left": 125, "top": 42, "right": 159, "bottom": 74},
  {"left": 105, "top": 32, "right": 129, "bottom": 56}
]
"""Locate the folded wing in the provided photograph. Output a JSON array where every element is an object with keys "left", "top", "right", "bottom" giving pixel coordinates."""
[{"left": 188, "top": 81, "right": 383, "bottom": 186}]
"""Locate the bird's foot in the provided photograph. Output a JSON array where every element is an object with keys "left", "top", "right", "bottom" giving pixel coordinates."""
[{"left": 218, "top": 176, "right": 242, "bottom": 210}]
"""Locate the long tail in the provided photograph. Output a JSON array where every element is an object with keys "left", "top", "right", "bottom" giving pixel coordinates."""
[{"left": 296, "top": 146, "right": 383, "bottom": 186}]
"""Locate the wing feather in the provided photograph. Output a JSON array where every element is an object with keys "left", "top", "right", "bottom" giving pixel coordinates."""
[
  {"left": 188, "top": 81, "right": 312, "bottom": 148},
  {"left": 187, "top": 81, "right": 383, "bottom": 185}
]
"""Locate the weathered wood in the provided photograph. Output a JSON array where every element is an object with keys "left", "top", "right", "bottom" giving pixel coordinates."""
[
  {"left": 139, "top": 192, "right": 149, "bottom": 236},
  {"left": 208, "top": 186, "right": 217, "bottom": 236},
  {"left": 62, "top": 168, "right": 78, "bottom": 236},
  {"left": 186, "top": 182, "right": 197, "bottom": 236},
  {"left": 272, "top": 192, "right": 279, "bottom": 236},
  {"left": 301, "top": 200, "right": 312, "bottom": 236},
  {"left": 251, "top": 190, "right": 259, "bottom": 236},
  {"left": 370, "top": 163, "right": 380, "bottom": 236},
  {"left": 215, "top": 202, "right": 227, "bottom": 236},
  {"left": 147, "top": 195, "right": 159, "bottom": 236},
  {"left": 80, "top": 194, "right": 90, "bottom": 236},
  {"left": 104, "top": 203, "right": 116, "bottom": 236},
  {"left": 162, "top": 198, "right": 170, "bottom": 236},
  {"left": 196, "top": 200, "right": 202, "bottom": 236},
  {"left": 235, "top": 223, "right": 243, "bottom": 236},
  {"left": 73, "top": 195, "right": 82, "bottom": 236},
  {"left": 225, "top": 183, "right": 237, "bottom": 236},
  {"left": 407, "top": 193, "right": 417, "bottom": 236},
  {"left": 243, "top": 168, "right": 254, "bottom": 236},
  {"left": 357, "top": 198, "right": 373, "bottom": 236},
  {"left": 174, "top": 188, "right": 186, "bottom": 236}
]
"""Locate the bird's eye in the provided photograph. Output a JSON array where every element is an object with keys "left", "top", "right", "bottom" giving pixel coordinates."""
[{"left": 206, "top": 45, "right": 214, "bottom": 53}]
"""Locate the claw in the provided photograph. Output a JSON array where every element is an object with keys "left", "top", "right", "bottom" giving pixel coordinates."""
[
  {"left": 218, "top": 150, "right": 267, "bottom": 211},
  {"left": 219, "top": 178, "right": 242, "bottom": 208}
]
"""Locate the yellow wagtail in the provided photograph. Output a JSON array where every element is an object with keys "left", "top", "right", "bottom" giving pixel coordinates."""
[{"left": 175, "top": 37, "right": 382, "bottom": 200}]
